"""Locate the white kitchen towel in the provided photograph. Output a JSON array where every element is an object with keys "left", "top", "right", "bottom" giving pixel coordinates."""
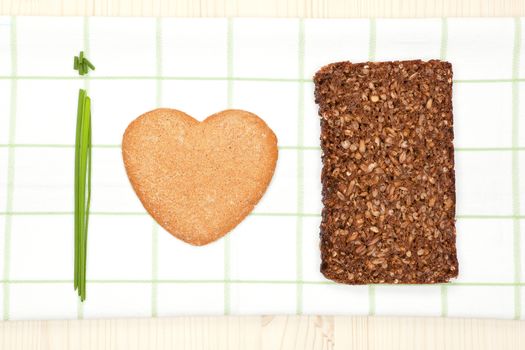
[{"left": 0, "top": 16, "right": 524, "bottom": 320}]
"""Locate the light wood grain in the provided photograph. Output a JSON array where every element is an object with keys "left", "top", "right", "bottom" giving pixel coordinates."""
[
  {"left": 1, "top": 0, "right": 525, "bottom": 17},
  {"left": 0, "top": 0, "right": 524, "bottom": 349},
  {"left": 0, "top": 316, "right": 524, "bottom": 349}
]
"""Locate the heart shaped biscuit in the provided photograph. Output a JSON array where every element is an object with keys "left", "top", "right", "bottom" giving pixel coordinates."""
[{"left": 122, "top": 108, "right": 278, "bottom": 246}]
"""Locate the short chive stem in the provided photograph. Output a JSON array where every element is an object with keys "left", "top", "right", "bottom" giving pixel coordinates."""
[{"left": 74, "top": 51, "right": 94, "bottom": 301}]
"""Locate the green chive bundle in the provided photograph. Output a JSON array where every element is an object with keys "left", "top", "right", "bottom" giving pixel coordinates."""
[{"left": 74, "top": 52, "right": 94, "bottom": 301}]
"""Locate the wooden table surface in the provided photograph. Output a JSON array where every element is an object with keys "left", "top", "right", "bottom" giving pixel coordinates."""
[{"left": 1, "top": 0, "right": 525, "bottom": 349}]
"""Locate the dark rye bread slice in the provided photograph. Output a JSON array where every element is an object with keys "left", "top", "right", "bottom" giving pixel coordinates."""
[{"left": 314, "top": 60, "right": 458, "bottom": 284}]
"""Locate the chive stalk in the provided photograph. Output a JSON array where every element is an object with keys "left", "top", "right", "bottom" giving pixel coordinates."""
[{"left": 74, "top": 52, "right": 94, "bottom": 301}]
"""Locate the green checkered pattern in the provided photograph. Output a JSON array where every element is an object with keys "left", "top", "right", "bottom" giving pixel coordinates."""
[{"left": 0, "top": 16, "right": 524, "bottom": 320}]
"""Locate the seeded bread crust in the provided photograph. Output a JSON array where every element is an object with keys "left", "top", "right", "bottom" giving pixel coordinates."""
[{"left": 314, "top": 60, "right": 458, "bottom": 284}]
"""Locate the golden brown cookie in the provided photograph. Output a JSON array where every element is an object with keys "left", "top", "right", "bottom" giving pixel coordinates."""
[{"left": 122, "top": 108, "right": 278, "bottom": 246}]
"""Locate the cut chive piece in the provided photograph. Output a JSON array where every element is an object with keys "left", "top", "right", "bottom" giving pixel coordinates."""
[{"left": 85, "top": 59, "right": 95, "bottom": 71}]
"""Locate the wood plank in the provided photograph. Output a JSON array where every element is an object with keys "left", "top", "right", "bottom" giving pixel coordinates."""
[
  {"left": 0, "top": 0, "right": 524, "bottom": 17},
  {"left": 0, "top": 316, "right": 523, "bottom": 349}
]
